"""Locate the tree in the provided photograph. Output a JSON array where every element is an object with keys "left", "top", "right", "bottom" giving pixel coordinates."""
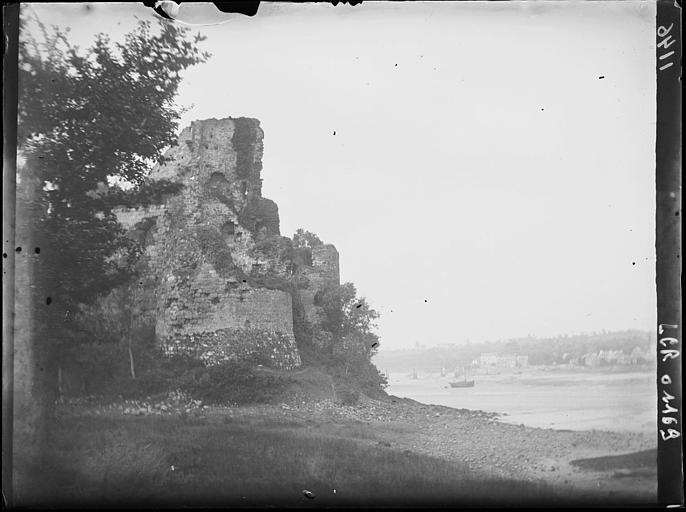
[
  {"left": 12, "top": 16, "right": 210, "bottom": 490},
  {"left": 315, "top": 283, "right": 379, "bottom": 353},
  {"left": 293, "top": 228, "right": 323, "bottom": 249},
  {"left": 314, "top": 282, "right": 387, "bottom": 394},
  {"left": 17, "top": 16, "right": 210, "bottom": 370}
]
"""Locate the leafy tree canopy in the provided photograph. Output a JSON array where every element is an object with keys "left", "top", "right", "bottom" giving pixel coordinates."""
[
  {"left": 17, "top": 15, "right": 210, "bottom": 315},
  {"left": 293, "top": 228, "right": 323, "bottom": 249},
  {"left": 315, "top": 282, "right": 381, "bottom": 360}
]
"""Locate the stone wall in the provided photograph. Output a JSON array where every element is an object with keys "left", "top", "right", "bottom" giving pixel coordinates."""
[
  {"left": 299, "top": 244, "right": 340, "bottom": 325},
  {"left": 115, "top": 117, "right": 301, "bottom": 369},
  {"left": 311, "top": 244, "right": 340, "bottom": 286},
  {"left": 112, "top": 117, "right": 345, "bottom": 370},
  {"left": 164, "top": 328, "right": 300, "bottom": 368},
  {"left": 156, "top": 262, "right": 299, "bottom": 368}
]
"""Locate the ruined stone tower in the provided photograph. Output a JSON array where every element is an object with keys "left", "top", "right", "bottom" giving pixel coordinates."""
[{"left": 116, "top": 117, "right": 339, "bottom": 370}]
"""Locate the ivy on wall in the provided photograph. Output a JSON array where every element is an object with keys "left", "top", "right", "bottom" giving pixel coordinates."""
[
  {"left": 252, "top": 234, "right": 292, "bottom": 263},
  {"left": 195, "top": 225, "right": 239, "bottom": 278},
  {"left": 130, "top": 217, "right": 157, "bottom": 246},
  {"left": 238, "top": 197, "right": 280, "bottom": 235},
  {"left": 232, "top": 117, "right": 263, "bottom": 179},
  {"left": 246, "top": 272, "right": 291, "bottom": 292},
  {"left": 290, "top": 285, "right": 313, "bottom": 349},
  {"left": 169, "top": 237, "right": 200, "bottom": 281},
  {"left": 292, "top": 246, "right": 313, "bottom": 267}
]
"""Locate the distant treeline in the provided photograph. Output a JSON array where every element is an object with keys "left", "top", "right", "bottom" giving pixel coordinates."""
[{"left": 372, "top": 330, "right": 654, "bottom": 373}]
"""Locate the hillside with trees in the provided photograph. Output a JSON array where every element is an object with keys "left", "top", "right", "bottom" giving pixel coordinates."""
[{"left": 373, "top": 330, "right": 655, "bottom": 373}]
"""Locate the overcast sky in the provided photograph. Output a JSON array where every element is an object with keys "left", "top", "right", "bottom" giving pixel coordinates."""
[{"left": 23, "top": 2, "right": 657, "bottom": 350}]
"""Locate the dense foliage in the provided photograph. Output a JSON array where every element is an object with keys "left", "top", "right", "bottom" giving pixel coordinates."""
[
  {"left": 315, "top": 283, "right": 380, "bottom": 356},
  {"left": 289, "top": 229, "right": 388, "bottom": 397},
  {"left": 18, "top": 17, "right": 209, "bottom": 311},
  {"left": 231, "top": 117, "right": 262, "bottom": 179},
  {"left": 306, "top": 282, "right": 387, "bottom": 397},
  {"left": 238, "top": 197, "right": 280, "bottom": 235},
  {"left": 174, "top": 359, "right": 293, "bottom": 405},
  {"left": 17, "top": 15, "right": 210, "bottom": 401},
  {"left": 293, "top": 229, "right": 323, "bottom": 249},
  {"left": 59, "top": 343, "right": 292, "bottom": 406}
]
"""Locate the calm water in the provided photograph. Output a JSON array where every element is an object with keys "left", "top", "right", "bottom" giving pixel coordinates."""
[{"left": 386, "top": 368, "right": 657, "bottom": 434}]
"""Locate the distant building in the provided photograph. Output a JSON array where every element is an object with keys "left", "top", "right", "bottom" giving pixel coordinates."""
[
  {"left": 515, "top": 355, "right": 529, "bottom": 367},
  {"left": 580, "top": 347, "right": 654, "bottom": 368},
  {"left": 582, "top": 353, "right": 600, "bottom": 367},
  {"left": 498, "top": 355, "right": 518, "bottom": 368},
  {"left": 477, "top": 353, "right": 528, "bottom": 370},
  {"left": 480, "top": 353, "right": 498, "bottom": 366}
]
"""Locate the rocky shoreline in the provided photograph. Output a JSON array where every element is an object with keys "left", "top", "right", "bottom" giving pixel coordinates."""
[
  {"left": 58, "top": 391, "right": 657, "bottom": 502},
  {"left": 232, "top": 394, "right": 655, "bottom": 494}
]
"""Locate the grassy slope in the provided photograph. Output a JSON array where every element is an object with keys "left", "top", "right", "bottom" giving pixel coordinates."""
[
  {"left": 34, "top": 413, "right": 610, "bottom": 508},
  {"left": 19, "top": 363, "right": 655, "bottom": 508}
]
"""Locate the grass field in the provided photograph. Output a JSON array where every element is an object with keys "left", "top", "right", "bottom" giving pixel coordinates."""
[{"left": 21, "top": 412, "right": 621, "bottom": 508}]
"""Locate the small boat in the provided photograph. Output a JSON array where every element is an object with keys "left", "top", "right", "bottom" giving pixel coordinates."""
[
  {"left": 449, "top": 379, "right": 475, "bottom": 388},
  {"left": 449, "top": 367, "right": 475, "bottom": 388}
]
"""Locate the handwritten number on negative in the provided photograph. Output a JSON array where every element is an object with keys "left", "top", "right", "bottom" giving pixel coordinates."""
[{"left": 657, "top": 24, "right": 677, "bottom": 71}]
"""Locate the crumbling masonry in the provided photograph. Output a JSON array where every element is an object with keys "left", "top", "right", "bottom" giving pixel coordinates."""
[{"left": 115, "top": 118, "right": 339, "bottom": 369}]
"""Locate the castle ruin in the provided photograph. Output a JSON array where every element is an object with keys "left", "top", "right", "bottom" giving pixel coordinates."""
[{"left": 115, "top": 117, "right": 339, "bottom": 370}]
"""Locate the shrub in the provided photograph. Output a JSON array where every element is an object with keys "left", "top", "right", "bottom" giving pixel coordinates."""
[
  {"left": 130, "top": 217, "right": 157, "bottom": 246},
  {"left": 292, "top": 246, "right": 312, "bottom": 267},
  {"left": 57, "top": 341, "right": 294, "bottom": 406},
  {"left": 334, "top": 384, "right": 360, "bottom": 406},
  {"left": 292, "top": 228, "right": 322, "bottom": 249},
  {"left": 133, "top": 353, "right": 204, "bottom": 397},
  {"left": 251, "top": 234, "right": 292, "bottom": 260},
  {"left": 59, "top": 337, "right": 162, "bottom": 398},
  {"left": 238, "top": 198, "right": 279, "bottom": 235},
  {"left": 327, "top": 353, "right": 388, "bottom": 399},
  {"left": 175, "top": 359, "right": 292, "bottom": 405}
]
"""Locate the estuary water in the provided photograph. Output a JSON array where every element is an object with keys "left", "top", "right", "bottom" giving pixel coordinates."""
[{"left": 385, "top": 368, "right": 656, "bottom": 434}]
